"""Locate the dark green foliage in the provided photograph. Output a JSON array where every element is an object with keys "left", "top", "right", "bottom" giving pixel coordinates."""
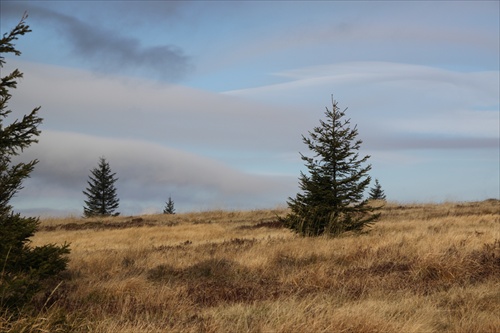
[
  {"left": 282, "top": 96, "right": 380, "bottom": 237},
  {"left": 369, "top": 179, "right": 386, "bottom": 201},
  {"left": 0, "top": 14, "right": 70, "bottom": 311},
  {"left": 83, "top": 157, "right": 120, "bottom": 217},
  {"left": 163, "top": 196, "right": 175, "bottom": 214}
]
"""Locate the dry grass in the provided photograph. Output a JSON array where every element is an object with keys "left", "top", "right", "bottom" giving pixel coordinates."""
[{"left": 2, "top": 200, "right": 499, "bottom": 332}]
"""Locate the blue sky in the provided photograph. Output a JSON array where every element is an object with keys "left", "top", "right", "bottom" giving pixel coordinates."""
[{"left": 1, "top": 1, "right": 498, "bottom": 216}]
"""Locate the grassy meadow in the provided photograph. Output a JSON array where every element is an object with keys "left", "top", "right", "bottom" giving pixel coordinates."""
[{"left": 2, "top": 200, "right": 499, "bottom": 332}]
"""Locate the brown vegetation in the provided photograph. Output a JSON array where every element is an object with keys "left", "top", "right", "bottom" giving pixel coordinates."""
[{"left": 2, "top": 201, "right": 499, "bottom": 332}]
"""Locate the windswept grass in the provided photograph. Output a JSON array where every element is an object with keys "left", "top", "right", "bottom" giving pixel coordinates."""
[{"left": 2, "top": 201, "right": 499, "bottom": 332}]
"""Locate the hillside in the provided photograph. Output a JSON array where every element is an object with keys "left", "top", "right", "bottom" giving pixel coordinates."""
[{"left": 4, "top": 200, "right": 499, "bottom": 332}]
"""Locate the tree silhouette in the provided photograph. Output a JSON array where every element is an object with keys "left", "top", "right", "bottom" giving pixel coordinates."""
[
  {"left": 281, "top": 96, "right": 380, "bottom": 236},
  {"left": 369, "top": 179, "right": 386, "bottom": 201},
  {"left": 0, "top": 14, "right": 69, "bottom": 311},
  {"left": 83, "top": 157, "right": 120, "bottom": 217},
  {"left": 163, "top": 196, "right": 175, "bottom": 214}
]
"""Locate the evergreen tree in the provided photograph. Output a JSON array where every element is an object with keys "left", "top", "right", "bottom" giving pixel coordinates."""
[
  {"left": 369, "top": 179, "right": 386, "bottom": 201},
  {"left": 282, "top": 96, "right": 380, "bottom": 237},
  {"left": 163, "top": 196, "right": 175, "bottom": 214},
  {"left": 83, "top": 157, "right": 119, "bottom": 217},
  {"left": 0, "top": 14, "right": 70, "bottom": 311}
]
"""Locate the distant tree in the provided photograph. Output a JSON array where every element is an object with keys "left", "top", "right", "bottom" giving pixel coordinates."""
[
  {"left": 163, "top": 196, "right": 175, "bottom": 214},
  {"left": 281, "top": 96, "right": 380, "bottom": 237},
  {"left": 369, "top": 179, "right": 386, "bottom": 201},
  {"left": 83, "top": 157, "right": 119, "bottom": 217},
  {"left": 0, "top": 14, "right": 70, "bottom": 311}
]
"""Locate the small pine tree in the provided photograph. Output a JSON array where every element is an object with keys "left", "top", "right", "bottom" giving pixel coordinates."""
[
  {"left": 369, "top": 179, "right": 386, "bottom": 201},
  {"left": 281, "top": 96, "right": 380, "bottom": 237},
  {"left": 0, "top": 14, "right": 70, "bottom": 311},
  {"left": 83, "top": 157, "right": 120, "bottom": 217},
  {"left": 163, "top": 196, "right": 175, "bottom": 214}
]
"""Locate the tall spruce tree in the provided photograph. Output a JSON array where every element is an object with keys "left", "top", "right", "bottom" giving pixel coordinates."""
[
  {"left": 83, "top": 157, "right": 120, "bottom": 217},
  {"left": 369, "top": 179, "right": 386, "bottom": 201},
  {"left": 282, "top": 96, "right": 380, "bottom": 237},
  {"left": 0, "top": 14, "right": 70, "bottom": 311}
]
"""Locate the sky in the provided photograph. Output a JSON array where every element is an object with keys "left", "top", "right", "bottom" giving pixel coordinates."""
[{"left": 1, "top": 1, "right": 498, "bottom": 217}]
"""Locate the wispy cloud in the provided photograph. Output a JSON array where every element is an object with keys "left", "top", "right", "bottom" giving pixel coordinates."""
[
  {"left": 6, "top": 59, "right": 308, "bottom": 154},
  {"left": 13, "top": 130, "right": 296, "bottom": 216},
  {"left": 225, "top": 62, "right": 499, "bottom": 150},
  {"left": 2, "top": 2, "right": 192, "bottom": 82}
]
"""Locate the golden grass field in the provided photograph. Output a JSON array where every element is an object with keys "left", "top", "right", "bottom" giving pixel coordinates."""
[{"left": 3, "top": 200, "right": 499, "bottom": 332}]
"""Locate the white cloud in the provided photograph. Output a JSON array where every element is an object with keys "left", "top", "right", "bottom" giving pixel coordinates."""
[
  {"left": 6, "top": 59, "right": 308, "bottom": 154},
  {"left": 13, "top": 130, "right": 296, "bottom": 216},
  {"left": 225, "top": 62, "right": 499, "bottom": 146},
  {"left": 5, "top": 59, "right": 498, "bottom": 216}
]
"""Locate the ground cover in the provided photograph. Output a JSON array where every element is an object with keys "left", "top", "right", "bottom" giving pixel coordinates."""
[{"left": 2, "top": 200, "right": 499, "bottom": 332}]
